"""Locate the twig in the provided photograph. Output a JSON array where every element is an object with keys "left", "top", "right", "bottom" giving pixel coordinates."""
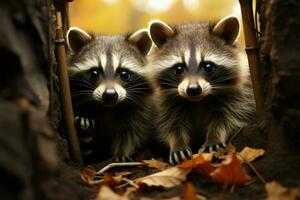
[
  {"left": 246, "top": 161, "right": 266, "bottom": 184},
  {"left": 89, "top": 179, "right": 104, "bottom": 185},
  {"left": 122, "top": 178, "right": 139, "bottom": 188},
  {"left": 96, "top": 162, "right": 145, "bottom": 175},
  {"left": 237, "top": 153, "right": 266, "bottom": 184}
]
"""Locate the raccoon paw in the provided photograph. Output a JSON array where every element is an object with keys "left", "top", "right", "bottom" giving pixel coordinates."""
[
  {"left": 114, "top": 156, "right": 133, "bottom": 163},
  {"left": 74, "top": 116, "right": 95, "bottom": 131},
  {"left": 198, "top": 143, "right": 226, "bottom": 153},
  {"left": 169, "top": 147, "right": 193, "bottom": 165}
]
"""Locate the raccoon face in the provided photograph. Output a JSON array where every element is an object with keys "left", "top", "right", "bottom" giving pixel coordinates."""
[
  {"left": 67, "top": 28, "right": 152, "bottom": 107},
  {"left": 149, "top": 16, "right": 247, "bottom": 101}
]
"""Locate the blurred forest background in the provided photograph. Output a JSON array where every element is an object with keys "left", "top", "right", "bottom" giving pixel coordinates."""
[{"left": 69, "top": 0, "right": 245, "bottom": 44}]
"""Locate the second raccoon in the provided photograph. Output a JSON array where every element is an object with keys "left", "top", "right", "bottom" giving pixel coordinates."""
[
  {"left": 148, "top": 16, "right": 255, "bottom": 165},
  {"left": 67, "top": 28, "right": 153, "bottom": 162}
]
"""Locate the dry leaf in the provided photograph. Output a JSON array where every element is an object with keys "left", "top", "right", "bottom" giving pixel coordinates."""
[
  {"left": 178, "top": 155, "right": 206, "bottom": 169},
  {"left": 226, "top": 143, "right": 236, "bottom": 155},
  {"left": 143, "top": 158, "right": 170, "bottom": 170},
  {"left": 178, "top": 155, "right": 215, "bottom": 176},
  {"left": 80, "top": 166, "right": 96, "bottom": 185},
  {"left": 239, "top": 147, "right": 265, "bottom": 163},
  {"left": 182, "top": 182, "right": 198, "bottom": 200},
  {"left": 210, "top": 153, "right": 251, "bottom": 185},
  {"left": 197, "top": 153, "right": 214, "bottom": 161},
  {"left": 96, "top": 185, "right": 129, "bottom": 200},
  {"left": 136, "top": 167, "right": 190, "bottom": 188},
  {"left": 194, "top": 161, "right": 215, "bottom": 176},
  {"left": 103, "top": 173, "right": 120, "bottom": 187},
  {"left": 266, "top": 181, "right": 300, "bottom": 200}
]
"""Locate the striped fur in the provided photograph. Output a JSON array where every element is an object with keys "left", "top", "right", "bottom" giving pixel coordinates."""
[
  {"left": 148, "top": 16, "right": 255, "bottom": 165},
  {"left": 67, "top": 27, "right": 154, "bottom": 163}
]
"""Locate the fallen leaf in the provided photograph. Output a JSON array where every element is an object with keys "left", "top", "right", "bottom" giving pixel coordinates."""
[
  {"left": 182, "top": 182, "right": 198, "bottom": 200},
  {"left": 198, "top": 153, "right": 214, "bottom": 161},
  {"left": 194, "top": 161, "right": 215, "bottom": 176},
  {"left": 239, "top": 147, "right": 265, "bottom": 163},
  {"left": 210, "top": 153, "right": 251, "bottom": 185},
  {"left": 80, "top": 166, "right": 96, "bottom": 185},
  {"left": 178, "top": 155, "right": 215, "bottom": 176},
  {"left": 103, "top": 173, "right": 120, "bottom": 187},
  {"left": 96, "top": 185, "right": 129, "bottom": 200},
  {"left": 135, "top": 167, "right": 190, "bottom": 188},
  {"left": 178, "top": 155, "right": 206, "bottom": 169},
  {"left": 226, "top": 143, "right": 236, "bottom": 155},
  {"left": 266, "top": 181, "right": 300, "bottom": 200},
  {"left": 143, "top": 158, "right": 170, "bottom": 170}
]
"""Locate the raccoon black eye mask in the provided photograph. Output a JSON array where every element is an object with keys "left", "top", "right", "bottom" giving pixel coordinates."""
[
  {"left": 148, "top": 16, "right": 255, "bottom": 165},
  {"left": 66, "top": 27, "right": 155, "bottom": 163}
]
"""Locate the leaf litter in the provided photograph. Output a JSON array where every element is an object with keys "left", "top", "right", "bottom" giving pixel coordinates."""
[{"left": 78, "top": 145, "right": 277, "bottom": 199}]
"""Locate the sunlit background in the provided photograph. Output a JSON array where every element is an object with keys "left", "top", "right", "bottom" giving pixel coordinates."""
[{"left": 69, "top": 0, "right": 244, "bottom": 43}]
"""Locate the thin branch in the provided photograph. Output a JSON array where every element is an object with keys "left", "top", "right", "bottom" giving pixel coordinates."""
[{"left": 96, "top": 162, "right": 145, "bottom": 175}]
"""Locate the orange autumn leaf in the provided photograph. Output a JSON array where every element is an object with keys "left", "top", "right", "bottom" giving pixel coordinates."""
[
  {"left": 182, "top": 182, "right": 198, "bottom": 200},
  {"left": 194, "top": 161, "right": 215, "bottom": 176},
  {"left": 178, "top": 155, "right": 206, "bottom": 169},
  {"left": 178, "top": 155, "right": 215, "bottom": 176},
  {"left": 210, "top": 153, "right": 251, "bottom": 185},
  {"left": 103, "top": 173, "right": 120, "bottom": 187},
  {"left": 80, "top": 166, "right": 96, "bottom": 184}
]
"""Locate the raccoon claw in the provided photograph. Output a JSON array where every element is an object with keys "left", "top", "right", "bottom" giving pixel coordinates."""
[
  {"left": 199, "top": 143, "right": 226, "bottom": 153},
  {"left": 74, "top": 116, "right": 95, "bottom": 131},
  {"left": 169, "top": 147, "right": 193, "bottom": 165},
  {"left": 114, "top": 156, "right": 133, "bottom": 162}
]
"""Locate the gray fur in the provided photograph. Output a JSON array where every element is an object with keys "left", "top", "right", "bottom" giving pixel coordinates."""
[{"left": 148, "top": 17, "right": 255, "bottom": 164}]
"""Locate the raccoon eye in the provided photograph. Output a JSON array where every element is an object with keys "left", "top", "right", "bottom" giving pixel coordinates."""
[
  {"left": 119, "top": 70, "right": 131, "bottom": 81},
  {"left": 203, "top": 62, "right": 215, "bottom": 73},
  {"left": 90, "top": 69, "right": 100, "bottom": 79},
  {"left": 174, "top": 63, "right": 185, "bottom": 75}
]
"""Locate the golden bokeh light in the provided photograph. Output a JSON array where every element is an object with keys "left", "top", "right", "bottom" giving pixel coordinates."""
[{"left": 69, "top": 0, "right": 244, "bottom": 43}]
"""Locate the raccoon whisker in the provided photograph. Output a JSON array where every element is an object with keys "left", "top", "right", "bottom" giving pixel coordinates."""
[
  {"left": 126, "top": 89, "right": 149, "bottom": 94},
  {"left": 73, "top": 97, "right": 92, "bottom": 107},
  {"left": 125, "top": 95, "right": 140, "bottom": 105},
  {"left": 69, "top": 79, "right": 96, "bottom": 89},
  {"left": 126, "top": 84, "right": 149, "bottom": 90}
]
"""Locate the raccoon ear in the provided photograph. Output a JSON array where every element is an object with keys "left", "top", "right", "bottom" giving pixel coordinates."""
[
  {"left": 128, "top": 29, "right": 152, "bottom": 56},
  {"left": 149, "top": 20, "right": 175, "bottom": 48},
  {"left": 66, "top": 27, "right": 92, "bottom": 53},
  {"left": 212, "top": 16, "right": 240, "bottom": 45}
]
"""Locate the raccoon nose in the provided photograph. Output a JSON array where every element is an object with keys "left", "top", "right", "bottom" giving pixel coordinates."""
[
  {"left": 102, "top": 88, "right": 118, "bottom": 102},
  {"left": 186, "top": 83, "right": 202, "bottom": 96}
]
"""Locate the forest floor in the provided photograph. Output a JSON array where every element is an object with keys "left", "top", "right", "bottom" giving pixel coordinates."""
[{"left": 60, "top": 125, "right": 300, "bottom": 200}]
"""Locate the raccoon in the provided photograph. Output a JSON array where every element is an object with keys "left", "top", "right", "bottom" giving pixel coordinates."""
[
  {"left": 66, "top": 27, "right": 154, "bottom": 163},
  {"left": 148, "top": 16, "right": 255, "bottom": 165}
]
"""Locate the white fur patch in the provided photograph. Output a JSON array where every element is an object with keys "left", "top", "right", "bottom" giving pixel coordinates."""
[
  {"left": 149, "top": 55, "right": 182, "bottom": 73},
  {"left": 114, "top": 84, "right": 127, "bottom": 102},
  {"left": 198, "top": 78, "right": 211, "bottom": 96},
  {"left": 178, "top": 78, "right": 189, "bottom": 97},
  {"left": 73, "top": 57, "right": 99, "bottom": 72},
  {"left": 99, "top": 54, "right": 107, "bottom": 71},
  {"left": 122, "top": 59, "right": 145, "bottom": 75},
  {"left": 92, "top": 84, "right": 106, "bottom": 101},
  {"left": 195, "top": 48, "right": 202, "bottom": 64},
  {"left": 112, "top": 54, "right": 120, "bottom": 72},
  {"left": 183, "top": 50, "right": 191, "bottom": 65},
  {"left": 205, "top": 53, "right": 238, "bottom": 68}
]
